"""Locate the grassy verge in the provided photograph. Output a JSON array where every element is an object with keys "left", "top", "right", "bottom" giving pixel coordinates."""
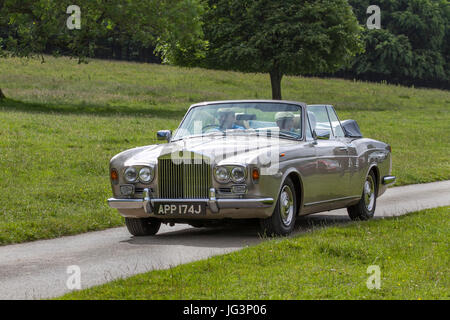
[
  {"left": 60, "top": 207, "right": 450, "bottom": 300},
  {"left": 0, "top": 56, "right": 449, "bottom": 245}
]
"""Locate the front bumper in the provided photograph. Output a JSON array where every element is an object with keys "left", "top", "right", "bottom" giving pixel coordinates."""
[
  {"left": 382, "top": 175, "right": 396, "bottom": 186},
  {"left": 107, "top": 188, "right": 274, "bottom": 219}
]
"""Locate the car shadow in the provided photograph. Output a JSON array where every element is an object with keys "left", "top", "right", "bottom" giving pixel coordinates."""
[{"left": 121, "top": 213, "right": 354, "bottom": 248}]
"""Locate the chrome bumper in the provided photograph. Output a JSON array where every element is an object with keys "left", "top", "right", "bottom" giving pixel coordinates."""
[
  {"left": 382, "top": 175, "right": 396, "bottom": 186},
  {"left": 107, "top": 188, "right": 274, "bottom": 214}
]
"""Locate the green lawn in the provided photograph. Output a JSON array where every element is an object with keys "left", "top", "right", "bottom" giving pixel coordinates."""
[
  {"left": 60, "top": 207, "right": 449, "bottom": 300},
  {"left": 0, "top": 56, "right": 449, "bottom": 245}
]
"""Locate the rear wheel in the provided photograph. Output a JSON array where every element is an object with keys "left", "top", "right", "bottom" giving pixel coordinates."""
[
  {"left": 260, "top": 177, "right": 297, "bottom": 236},
  {"left": 125, "top": 217, "right": 161, "bottom": 236},
  {"left": 347, "top": 170, "right": 377, "bottom": 221}
]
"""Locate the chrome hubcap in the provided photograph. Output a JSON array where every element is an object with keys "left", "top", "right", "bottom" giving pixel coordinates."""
[
  {"left": 280, "top": 185, "right": 294, "bottom": 226},
  {"left": 364, "top": 175, "right": 375, "bottom": 211}
]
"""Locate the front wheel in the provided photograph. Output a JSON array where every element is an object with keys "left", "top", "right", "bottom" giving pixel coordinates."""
[
  {"left": 260, "top": 177, "right": 297, "bottom": 236},
  {"left": 347, "top": 171, "right": 377, "bottom": 221},
  {"left": 125, "top": 217, "right": 161, "bottom": 236}
]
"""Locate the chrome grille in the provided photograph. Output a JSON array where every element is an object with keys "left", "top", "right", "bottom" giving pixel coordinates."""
[{"left": 158, "top": 155, "right": 211, "bottom": 199}]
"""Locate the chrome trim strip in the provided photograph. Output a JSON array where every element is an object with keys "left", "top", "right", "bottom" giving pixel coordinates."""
[
  {"left": 217, "top": 198, "right": 274, "bottom": 208},
  {"left": 107, "top": 198, "right": 144, "bottom": 209},
  {"left": 107, "top": 197, "right": 274, "bottom": 210},
  {"left": 382, "top": 175, "right": 396, "bottom": 186},
  {"left": 304, "top": 196, "right": 361, "bottom": 207},
  {"left": 152, "top": 198, "right": 209, "bottom": 203}
]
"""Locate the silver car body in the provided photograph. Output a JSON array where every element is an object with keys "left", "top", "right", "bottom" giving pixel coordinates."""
[{"left": 108, "top": 100, "right": 395, "bottom": 221}]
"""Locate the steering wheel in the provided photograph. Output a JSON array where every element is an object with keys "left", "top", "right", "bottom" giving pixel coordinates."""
[{"left": 202, "top": 124, "right": 222, "bottom": 133}]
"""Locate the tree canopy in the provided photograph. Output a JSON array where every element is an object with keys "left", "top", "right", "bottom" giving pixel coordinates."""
[
  {"left": 0, "top": 0, "right": 205, "bottom": 98},
  {"left": 345, "top": 0, "right": 449, "bottom": 87},
  {"left": 169, "top": 0, "right": 364, "bottom": 99}
]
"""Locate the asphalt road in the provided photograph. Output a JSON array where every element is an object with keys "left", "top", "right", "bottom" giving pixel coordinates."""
[{"left": 0, "top": 181, "right": 449, "bottom": 300}]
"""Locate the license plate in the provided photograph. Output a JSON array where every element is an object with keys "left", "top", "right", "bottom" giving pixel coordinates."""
[{"left": 154, "top": 203, "right": 206, "bottom": 216}]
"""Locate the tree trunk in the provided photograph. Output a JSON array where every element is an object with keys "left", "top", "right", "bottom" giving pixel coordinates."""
[
  {"left": 0, "top": 88, "right": 5, "bottom": 100},
  {"left": 270, "top": 69, "right": 283, "bottom": 100}
]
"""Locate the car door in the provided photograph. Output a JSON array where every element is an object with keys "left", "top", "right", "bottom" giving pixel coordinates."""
[
  {"left": 325, "top": 106, "right": 354, "bottom": 198},
  {"left": 299, "top": 112, "right": 319, "bottom": 205},
  {"left": 307, "top": 105, "right": 350, "bottom": 202}
]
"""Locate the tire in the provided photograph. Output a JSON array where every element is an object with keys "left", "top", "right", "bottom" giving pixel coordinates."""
[
  {"left": 260, "top": 177, "right": 297, "bottom": 236},
  {"left": 347, "top": 170, "right": 378, "bottom": 221},
  {"left": 125, "top": 217, "right": 161, "bottom": 236}
]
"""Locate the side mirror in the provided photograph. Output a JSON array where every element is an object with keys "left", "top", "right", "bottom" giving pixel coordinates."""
[{"left": 157, "top": 130, "right": 172, "bottom": 142}]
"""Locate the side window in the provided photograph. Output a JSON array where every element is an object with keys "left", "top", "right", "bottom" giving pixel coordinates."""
[
  {"left": 326, "top": 106, "right": 345, "bottom": 138},
  {"left": 307, "top": 106, "right": 332, "bottom": 140}
]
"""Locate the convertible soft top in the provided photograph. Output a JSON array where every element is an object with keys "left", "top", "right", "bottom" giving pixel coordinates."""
[{"left": 341, "top": 119, "right": 363, "bottom": 138}]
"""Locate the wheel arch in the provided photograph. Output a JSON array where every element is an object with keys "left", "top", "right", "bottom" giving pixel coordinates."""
[
  {"left": 281, "top": 169, "right": 304, "bottom": 216},
  {"left": 367, "top": 164, "right": 380, "bottom": 195}
]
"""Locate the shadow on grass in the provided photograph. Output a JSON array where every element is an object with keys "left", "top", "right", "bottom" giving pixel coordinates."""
[{"left": 0, "top": 98, "right": 186, "bottom": 119}]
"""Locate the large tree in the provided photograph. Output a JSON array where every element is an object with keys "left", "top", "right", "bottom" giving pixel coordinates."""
[
  {"left": 194, "top": 0, "right": 364, "bottom": 100},
  {"left": 0, "top": 0, "right": 205, "bottom": 99}
]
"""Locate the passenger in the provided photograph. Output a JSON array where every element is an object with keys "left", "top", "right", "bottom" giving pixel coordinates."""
[
  {"left": 275, "top": 112, "right": 295, "bottom": 132},
  {"left": 217, "top": 109, "right": 244, "bottom": 130}
]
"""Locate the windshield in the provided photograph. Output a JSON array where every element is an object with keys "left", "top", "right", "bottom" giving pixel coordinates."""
[{"left": 172, "top": 102, "right": 303, "bottom": 141}]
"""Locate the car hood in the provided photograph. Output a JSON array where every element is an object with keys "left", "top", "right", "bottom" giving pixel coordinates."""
[{"left": 111, "top": 135, "right": 299, "bottom": 167}]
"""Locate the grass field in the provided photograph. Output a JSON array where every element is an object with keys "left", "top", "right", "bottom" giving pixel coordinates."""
[
  {"left": 0, "top": 56, "right": 449, "bottom": 245},
  {"left": 59, "top": 207, "right": 449, "bottom": 300}
]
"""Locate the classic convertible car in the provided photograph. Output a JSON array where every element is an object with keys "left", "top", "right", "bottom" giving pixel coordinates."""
[{"left": 108, "top": 100, "right": 396, "bottom": 236}]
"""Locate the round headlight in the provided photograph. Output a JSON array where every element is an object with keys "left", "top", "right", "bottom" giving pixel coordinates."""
[
  {"left": 139, "top": 167, "right": 153, "bottom": 183},
  {"left": 231, "top": 166, "right": 246, "bottom": 183},
  {"left": 214, "top": 166, "right": 230, "bottom": 183},
  {"left": 124, "top": 167, "right": 138, "bottom": 183}
]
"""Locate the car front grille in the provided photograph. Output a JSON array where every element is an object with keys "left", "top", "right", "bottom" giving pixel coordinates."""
[{"left": 158, "top": 154, "right": 211, "bottom": 199}]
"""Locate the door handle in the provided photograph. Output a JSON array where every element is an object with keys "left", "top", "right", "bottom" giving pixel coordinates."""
[{"left": 338, "top": 147, "right": 348, "bottom": 151}]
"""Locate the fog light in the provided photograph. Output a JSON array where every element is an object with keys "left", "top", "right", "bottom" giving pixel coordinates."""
[
  {"left": 231, "top": 185, "right": 247, "bottom": 194},
  {"left": 120, "top": 184, "right": 134, "bottom": 196}
]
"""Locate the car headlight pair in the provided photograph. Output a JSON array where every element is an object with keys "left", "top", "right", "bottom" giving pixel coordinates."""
[
  {"left": 124, "top": 166, "right": 154, "bottom": 183},
  {"left": 214, "top": 166, "right": 246, "bottom": 184}
]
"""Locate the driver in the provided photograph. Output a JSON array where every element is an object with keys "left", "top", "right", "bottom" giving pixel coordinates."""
[
  {"left": 275, "top": 112, "right": 295, "bottom": 131},
  {"left": 217, "top": 109, "right": 244, "bottom": 130}
]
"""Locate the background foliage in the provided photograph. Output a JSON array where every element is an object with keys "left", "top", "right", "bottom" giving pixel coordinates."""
[
  {"left": 1, "top": 0, "right": 447, "bottom": 88},
  {"left": 338, "top": 0, "right": 449, "bottom": 88},
  {"left": 186, "top": 0, "right": 364, "bottom": 99},
  {"left": 0, "top": 0, "right": 205, "bottom": 62}
]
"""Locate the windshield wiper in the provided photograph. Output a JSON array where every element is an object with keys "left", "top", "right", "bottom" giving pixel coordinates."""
[
  {"left": 275, "top": 132, "right": 301, "bottom": 140},
  {"left": 172, "top": 131, "right": 224, "bottom": 142},
  {"left": 173, "top": 130, "right": 300, "bottom": 142}
]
